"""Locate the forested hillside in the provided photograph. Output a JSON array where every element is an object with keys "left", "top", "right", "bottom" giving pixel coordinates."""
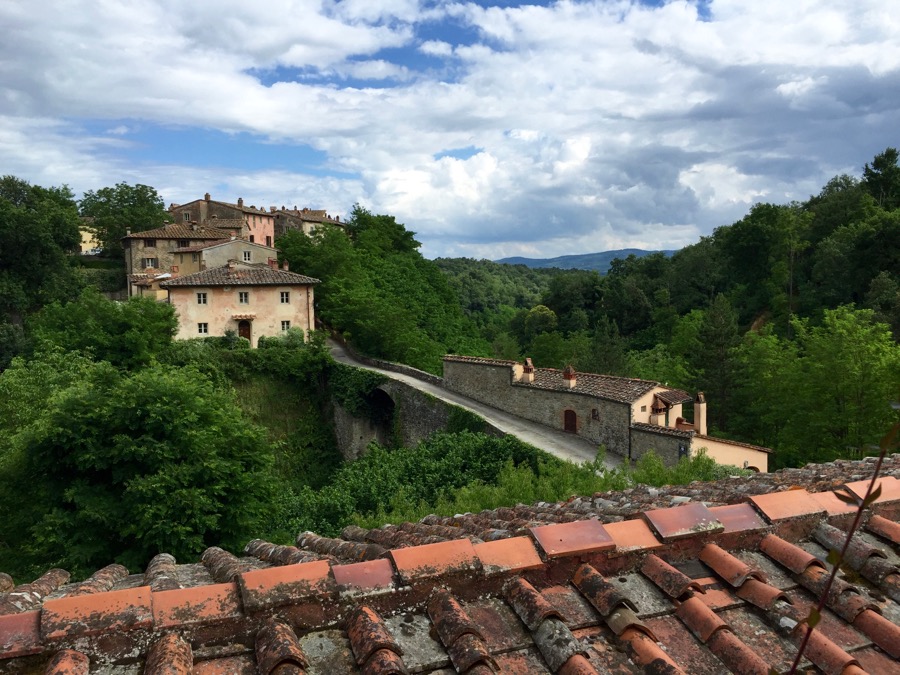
[{"left": 436, "top": 149, "right": 900, "bottom": 468}]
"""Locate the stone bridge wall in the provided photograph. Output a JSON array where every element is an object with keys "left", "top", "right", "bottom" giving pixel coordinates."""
[{"left": 333, "top": 377, "right": 503, "bottom": 461}]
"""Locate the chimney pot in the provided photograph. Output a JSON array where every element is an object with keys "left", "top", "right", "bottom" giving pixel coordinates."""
[
  {"left": 563, "top": 365, "right": 577, "bottom": 389},
  {"left": 237, "top": 197, "right": 243, "bottom": 207},
  {"left": 204, "top": 192, "right": 210, "bottom": 201}
]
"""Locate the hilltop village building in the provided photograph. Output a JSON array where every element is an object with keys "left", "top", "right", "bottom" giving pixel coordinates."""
[
  {"left": 160, "top": 260, "right": 319, "bottom": 347},
  {"left": 443, "top": 355, "right": 771, "bottom": 471}
]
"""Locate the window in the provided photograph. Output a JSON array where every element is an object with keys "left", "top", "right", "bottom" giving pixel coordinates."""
[
  {"left": 242, "top": 250, "right": 251, "bottom": 262},
  {"left": 178, "top": 239, "right": 189, "bottom": 248},
  {"left": 640, "top": 405, "right": 647, "bottom": 412},
  {"left": 192, "top": 253, "right": 198, "bottom": 262},
  {"left": 238, "top": 291, "right": 249, "bottom": 304},
  {"left": 197, "top": 323, "right": 208, "bottom": 334},
  {"left": 144, "top": 239, "right": 156, "bottom": 247},
  {"left": 197, "top": 292, "right": 207, "bottom": 305},
  {"left": 142, "top": 258, "right": 158, "bottom": 269},
  {"left": 249, "top": 235, "right": 255, "bottom": 243},
  {"left": 183, "top": 212, "right": 190, "bottom": 222},
  {"left": 281, "top": 320, "right": 291, "bottom": 331},
  {"left": 280, "top": 291, "right": 290, "bottom": 304},
  {"left": 265, "top": 236, "right": 272, "bottom": 247}
]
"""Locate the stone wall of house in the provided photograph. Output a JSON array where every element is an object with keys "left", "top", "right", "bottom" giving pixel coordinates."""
[
  {"left": 630, "top": 427, "right": 691, "bottom": 466},
  {"left": 443, "top": 360, "right": 632, "bottom": 457}
]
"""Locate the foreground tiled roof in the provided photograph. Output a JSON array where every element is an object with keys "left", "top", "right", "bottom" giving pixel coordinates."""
[
  {"left": 160, "top": 264, "right": 321, "bottom": 287},
  {"left": 1, "top": 456, "right": 899, "bottom": 673}
]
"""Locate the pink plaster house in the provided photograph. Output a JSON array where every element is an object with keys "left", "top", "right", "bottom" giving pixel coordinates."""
[{"left": 160, "top": 260, "right": 320, "bottom": 347}]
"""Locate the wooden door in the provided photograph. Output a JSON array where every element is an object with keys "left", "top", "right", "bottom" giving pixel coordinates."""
[
  {"left": 564, "top": 409, "right": 576, "bottom": 433},
  {"left": 238, "top": 320, "right": 251, "bottom": 342}
]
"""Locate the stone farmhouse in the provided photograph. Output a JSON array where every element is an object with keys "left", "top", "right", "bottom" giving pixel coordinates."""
[
  {"left": 275, "top": 206, "right": 344, "bottom": 237},
  {"left": 169, "top": 194, "right": 275, "bottom": 247},
  {"left": 443, "top": 355, "right": 771, "bottom": 471},
  {"left": 160, "top": 260, "right": 319, "bottom": 347}
]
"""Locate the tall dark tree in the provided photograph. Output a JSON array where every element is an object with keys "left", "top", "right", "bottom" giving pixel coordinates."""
[
  {"left": 79, "top": 183, "right": 170, "bottom": 258},
  {"left": 0, "top": 176, "right": 82, "bottom": 323},
  {"left": 690, "top": 294, "right": 740, "bottom": 431},
  {"left": 862, "top": 147, "right": 900, "bottom": 210}
]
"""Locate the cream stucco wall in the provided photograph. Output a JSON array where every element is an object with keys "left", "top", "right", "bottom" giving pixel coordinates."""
[
  {"left": 631, "top": 389, "right": 660, "bottom": 424},
  {"left": 692, "top": 436, "right": 769, "bottom": 472},
  {"left": 168, "top": 284, "right": 314, "bottom": 347}
]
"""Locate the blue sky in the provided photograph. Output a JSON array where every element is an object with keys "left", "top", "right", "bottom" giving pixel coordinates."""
[{"left": 1, "top": 0, "right": 897, "bottom": 259}]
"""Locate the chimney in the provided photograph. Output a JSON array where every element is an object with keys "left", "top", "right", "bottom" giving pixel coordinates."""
[
  {"left": 227, "top": 259, "right": 236, "bottom": 270},
  {"left": 562, "top": 365, "right": 577, "bottom": 389},
  {"left": 522, "top": 357, "right": 535, "bottom": 384},
  {"left": 335, "top": 215, "right": 340, "bottom": 222},
  {"left": 126, "top": 228, "right": 131, "bottom": 236},
  {"left": 237, "top": 197, "right": 243, "bottom": 207},
  {"left": 694, "top": 392, "right": 707, "bottom": 436},
  {"left": 204, "top": 192, "right": 210, "bottom": 201},
  {"left": 281, "top": 260, "right": 289, "bottom": 272},
  {"left": 268, "top": 258, "right": 277, "bottom": 269},
  {"left": 270, "top": 206, "right": 276, "bottom": 212},
  {"left": 192, "top": 222, "right": 198, "bottom": 231}
]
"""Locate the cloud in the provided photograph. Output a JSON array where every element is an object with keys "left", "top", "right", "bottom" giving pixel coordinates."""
[{"left": 0, "top": 0, "right": 898, "bottom": 259}]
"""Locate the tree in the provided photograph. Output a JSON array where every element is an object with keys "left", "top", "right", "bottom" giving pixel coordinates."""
[
  {"left": 785, "top": 306, "right": 900, "bottom": 462},
  {"left": 690, "top": 295, "right": 740, "bottom": 431},
  {"left": 862, "top": 147, "right": 900, "bottom": 210},
  {"left": 79, "top": 183, "right": 170, "bottom": 258},
  {"left": 0, "top": 361, "right": 273, "bottom": 576},
  {"left": 29, "top": 287, "right": 177, "bottom": 369},
  {"left": 0, "top": 176, "right": 82, "bottom": 323}
]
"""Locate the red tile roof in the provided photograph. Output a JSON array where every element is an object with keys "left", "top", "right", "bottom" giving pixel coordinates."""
[
  {"left": 122, "top": 223, "right": 234, "bottom": 240},
  {"left": 0, "top": 455, "right": 898, "bottom": 673},
  {"left": 160, "top": 264, "right": 321, "bottom": 287}
]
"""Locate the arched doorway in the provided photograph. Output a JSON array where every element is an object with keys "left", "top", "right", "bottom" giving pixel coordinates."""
[
  {"left": 564, "top": 409, "right": 577, "bottom": 433},
  {"left": 238, "top": 320, "right": 252, "bottom": 343}
]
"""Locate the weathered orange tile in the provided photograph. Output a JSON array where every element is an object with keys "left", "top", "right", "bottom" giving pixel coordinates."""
[
  {"left": 603, "top": 518, "right": 663, "bottom": 553},
  {"left": 641, "top": 502, "right": 723, "bottom": 542},
  {"left": 151, "top": 581, "right": 243, "bottom": 628},
  {"left": 238, "top": 561, "right": 334, "bottom": 613},
  {"left": 842, "top": 476, "right": 900, "bottom": 505},
  {"left": 41, "top": 587, "right": 152, "bottom": 641},
  {"left": 748, "top": 489, "right": 825, "bottom": 522},
  {"left": 332, "top": 558, "right": 396, "bottom": 591},
  {"left": 0, "top": 610, "right": 41, "bottom": 659},
  {"left": 530, "top": 520, "right": 614, "bottom": 558},
  {"left": 866, "top": 513, "right": 900, "bottom": 546},
  {"left": 474, "top": 536, "right": 544, "bottom": 574},
  {"left": 390, "top": 539, "right": 480, "bottom": 583},
  {"left": 696, "top": 585, "right": 741, "bottom": 611},
  {"left": 708, "top": 503, "right": 768, "bottom": 534},
  {"left": 807, "top": 490, "right": 859, "bottom": 517},
  {"left": 192, "top": 654, "right": 257, "bottom": 674}
]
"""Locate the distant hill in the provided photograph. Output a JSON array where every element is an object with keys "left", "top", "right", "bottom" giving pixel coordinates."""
[{"left": 496, "top": 248, "right": 677, "bottom": 274}]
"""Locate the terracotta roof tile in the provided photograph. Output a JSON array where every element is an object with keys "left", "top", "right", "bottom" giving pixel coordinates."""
[
  {"left": 867, "top": 513, "right": 900, "bottom": 545},
  {"left": 347, "top": 606, "right": 403, "bottom": 666},
  {"left": 640, "top": 554, "right": 704, "bottom": 599},
  {"left": 256, "top": 619, "right": 309, "bottom": 674},
  {"left": 390, "top": 539, "right": 480, "bottom": 583},
  {"left": 1, "top": 454, "right": 899, "bottom": 674},
  {"left": 144, "top": 633, "right": 192, "bottom": 675},
  {"left": 41, "top": 585, "right": 153, "bottom": 641},
  {"left": 0, "top": 610, "right": 41, "bottom": 659},
  {"left": 45, "top": 648, "right": 90, "bottom": 674},
  {"left": 123, "top": 224, "right": 232, "bottom": 240},
  {"left": 642, "top": 502, "right": 723, "bottom": 542},
  {"left": 473, "top": 537, "right": 543, "bottom": 575},
  {"left": 237, "top": 560, "right": 333, "bottom": 613},
  {"left": 0, "top": 568, "right": 69, "bottom": 615},
  {"left": 529, "top": 519, "right": 614, "bottom": 558},
  {"left": 749, "top": 488, "right": 827, "bottom": 524},
  {"left": 151, "top": 582, "right": 242, "bottom": 629},
  {"left": 332, "top": 559, "right": 396, "bottom": 592},
  {"left": 161, "top": 264, "right": 320, "bottom": 288}
]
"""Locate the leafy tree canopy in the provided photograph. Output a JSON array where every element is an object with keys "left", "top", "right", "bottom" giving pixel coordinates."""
[
  {"left": 0, "top": 176, "right": 82, "bottom": 322},
  {"left": 0, "top": 359, "right": 273, "bottom": 577},
  {"left": 29, "top": 287, "right": 177, "bottom": 369},
  {"left": 80, "top": 182, "right": 170, "bottom": 257}
]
